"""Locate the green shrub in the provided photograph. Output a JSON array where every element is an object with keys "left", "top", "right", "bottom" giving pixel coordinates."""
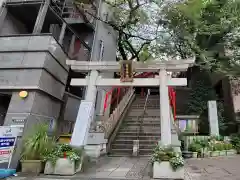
[
  {"left": 151, "top": 145, "right": 184, "bottom": 171},
  {"left": 188, "top": 143, "right": 202, "bottom": 153},
  {"left": 43, "top": 143, "right": 83, "bottom": 166},
  {"left": 21, "top": 123, "right": 54, "bottom": 160}
]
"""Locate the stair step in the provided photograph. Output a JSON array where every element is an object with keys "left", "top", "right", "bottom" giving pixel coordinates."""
[
  {"left": 123, "top": 122, "right": 160, "bottom": 126},
  {"left": 120, "top": 126, "right": 160, "bottom": 129},
  {"left": 116, "top": 136, "right": 160, "bottom": 140},
  {"left": 111, "top": 148, "right": 132, "bottom": 154},
  {"left": 112, "top": 144, "right": 156, "bottom": 149},
  {"left": 114, "top": 139, "right": 159, "bottom": 144},
  {"left": 126, "top": 116, "right": 160, "bottom": 120},
  {"left": 118, "top": 131, "right": 161, "bottom": 136},
  {"left": 125, "top": 119, "right": 160, "bottom": 123},
  {"left": 112, "top": 144, "right": 133, "bottom": 149}
]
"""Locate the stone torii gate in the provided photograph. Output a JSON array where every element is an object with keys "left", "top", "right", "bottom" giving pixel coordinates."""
[{"left": 67, "top": 59, "right": 194, "bottom": 147}]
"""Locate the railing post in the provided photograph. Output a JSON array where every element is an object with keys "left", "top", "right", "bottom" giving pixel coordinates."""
[
  {"left": 33, "top": 0, "right": 50, "bottom": 34},
  {"left": 59, "top": 23, "right": 67, "bottom": 45}
]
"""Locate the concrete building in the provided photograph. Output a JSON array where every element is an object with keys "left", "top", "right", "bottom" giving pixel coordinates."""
[{"left": 0, "top": 0, "right": 117, "bottom": 168}]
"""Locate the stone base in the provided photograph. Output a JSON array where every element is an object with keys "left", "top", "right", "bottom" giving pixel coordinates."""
[
  {"left": 219, "top": 151, "right": 226, "bottom": 156},
  {"left": 44, "top": 158, "right": 82, "bottom": 175},
  {"left": 211, "top": 151, "right": 220, "bottom": 157},
  {"left": 85, "top": 143, "right": 107, "bottom": 159},
  {"left": 133, "top": 140, "right": 139, "bottom": 156},
  {"left": 226, "top": 149, "right": 237, "bottom": 156},
  {"left": 153, "top": 161, "right": 184, "bottom": 179},
  {"left": 21, "top": 160, "right": 43, "bottom": 174}
]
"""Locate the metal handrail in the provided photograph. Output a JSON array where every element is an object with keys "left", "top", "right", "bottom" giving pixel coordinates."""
[{"left": 137, "top": 89, "right": 150, "bottom": 140}]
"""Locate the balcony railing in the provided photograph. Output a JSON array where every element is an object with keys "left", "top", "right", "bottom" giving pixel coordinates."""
[{"left": 51, "top": 0, "right": 97, "bottom": 26}]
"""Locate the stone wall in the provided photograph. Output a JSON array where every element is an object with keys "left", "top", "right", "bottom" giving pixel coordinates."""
[
  {"left": 0, "top": 35, "right": 69, "bottom": 168},
  {"left": 175, "top": 87, "right": 191, "bottom": 114}
]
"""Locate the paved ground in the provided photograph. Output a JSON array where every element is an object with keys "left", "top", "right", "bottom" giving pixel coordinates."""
[
  {"left": 5, "top": 155, "right": 240, "bottom": 180},
  {"left": 185, "top": 156, "right": 240, "bottom": 180}
]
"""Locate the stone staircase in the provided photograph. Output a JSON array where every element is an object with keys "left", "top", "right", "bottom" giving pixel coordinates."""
[{"left": 110, "top": 95, "right": 162, "bottom": 156}]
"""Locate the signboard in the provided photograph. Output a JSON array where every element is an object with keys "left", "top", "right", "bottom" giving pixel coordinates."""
[
  {"left": 0, "top": 126, "right": 23, "bottom": 168},
  {"left": 0, "top": 137, "right": 15, "bottom": 164},
  {"left": 120, "top": 60, "right": 133, "bottom": 82}
]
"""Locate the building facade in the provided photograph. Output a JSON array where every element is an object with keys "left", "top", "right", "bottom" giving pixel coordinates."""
[{"left": 0, "top": 0, "right": 117, "bottom": 168}]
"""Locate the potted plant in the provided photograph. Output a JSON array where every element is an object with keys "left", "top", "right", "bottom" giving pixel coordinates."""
[
  {"left": 21, "top": 124, "right": 53, "bottom": 173},
  {"left": 230, "top": 133, "right": 240, "bottom": 154},
  {"left": 188, "top": 142, "right": 201, "bottom": 158},
  {"left": 209, "top": 143, "right": 220, "bottom": 157},
  {"left": 43, "top": 143, "right": 83, "bottom": 175},
  {"left": 218, "top": 143, "right": 226, "bottom": 156},
  {"left": 151, "top": 145, "right": 184, "bottom": 179},
  {"left": 225, "top": 143, "right": 236, "bottom": 155},
  {"left": 198, "top": 139, "right": 209, "bottom": 157}
]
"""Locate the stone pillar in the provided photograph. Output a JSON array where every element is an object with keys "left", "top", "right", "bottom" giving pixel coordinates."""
[
  {"left": 58, "top": 23, "right": 67, "bottom": 45},
  {"left": 85, "top": 70, "right": 98, "bottom": 103},
  {"left": 159, "top": 68, "right": 172, "bottom": 145},
  {"left": 71, "top": 70, "right": 100, "bottom": 149},
  {"left": 208, "top": 101, "right": 219, "bottom": 136},
  {"left": 0, "top": 6, "right": 7, "bottom": 31},
  {"left": 69, "top": 34, "right": 76, "bottom": 57},
  {"left": 33, "top": 0, "right": 49, "bottom": 33}
]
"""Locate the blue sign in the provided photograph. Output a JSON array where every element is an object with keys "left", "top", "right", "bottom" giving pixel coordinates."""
[{"left": 0, "top": 137, "right": 15, "bottom": 148}]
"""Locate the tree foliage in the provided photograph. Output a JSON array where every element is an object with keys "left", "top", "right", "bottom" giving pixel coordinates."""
[
  {"left": 76, "top": 0, "right": 240, "bottom": 76},
  {"left": 75, "top": 0, "right": 168, "bottom": 61},
  {"left": 160, "top": 0, "right": 240, "bottom": 75}
]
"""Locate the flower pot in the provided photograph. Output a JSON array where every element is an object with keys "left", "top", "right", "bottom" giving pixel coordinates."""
[
  {"left": 202, "top": 151, "right": 210, "bottom": 158},
  {"left": 208, "top": 151, "right": 212, "bottom": 157},
  {"left": 153, "top": 161, "right": 184, "bottom": 179},
  {"left": 182, "top": 151, "right": 193, "bottom": 159},
  {"left": 44, "top": 158, "right": 83, "bottom": 175},
  {"left": 21, "top": 160, "right": 44, "bottom": 173},
  {"left": 211, "top": 151, "right": 220, "bottom": 157},
  {"left": 219, "top": 151, "right": 226, "bottom": 156},
  {"left": 192, "top": 152, "right": 198, "bottom": 158},
  {"left": 226, "top": 149, "right": 237, "bottom": 156}
]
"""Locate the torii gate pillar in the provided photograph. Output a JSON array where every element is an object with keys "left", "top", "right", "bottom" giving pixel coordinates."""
[
  {"left": 159, "top": 68, "right": 172, "bottom": 145},
  {"left": 85, "top": 70, "right": 98, "bottom": 102}
]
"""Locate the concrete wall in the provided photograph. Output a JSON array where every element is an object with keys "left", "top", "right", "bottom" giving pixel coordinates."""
[
  {"left": 0, "top": 35, "right": 69, "bottom": 167},
  {"left": 0, "top": 35, "right": 69, "bottom": 100},
  {"left": 57, "top": 92, "right": 81, "bottom": 135},
  {"left": 63, "top": 92, "right": 81, "bottom": 122},
  {"left": 90, "top": 2, "right": 117, "bottom": 117},
  {"left": 0, "top": 12, "right": 28, "bottom": 35}
]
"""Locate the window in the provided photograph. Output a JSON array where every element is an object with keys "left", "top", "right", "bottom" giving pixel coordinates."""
[{"left": 99, "top": 40, "right": 104, "bottom": 61}]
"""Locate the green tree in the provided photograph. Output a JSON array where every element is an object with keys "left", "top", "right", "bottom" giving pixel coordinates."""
[
  {"left": 75, "top": 0, "right": 167, "bottom": 61},
  {"left": 160, "top": 0, "right": 240, "bottom": 75}
]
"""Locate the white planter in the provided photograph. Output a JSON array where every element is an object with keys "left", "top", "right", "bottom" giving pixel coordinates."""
[
  {"left": 192, "top": 152, "right": 198, "bottom": 158},
  {"left": 219, "top": 151, "right": 226, "bottom": 156},
  {"left": 203, "top": 151, "right": 210, "bottom": 157},
  {"left": 153, "top": 161, "right": 184, "bottom": 179},
  {"left": 211, "top": 151, "right": 220, "bottom": 157},
  {"left": 44, "top": 158, "right": 83, "bottom": 175},
  {"left": 226, "top": 149, "right": 237, "bottom": 156}
]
